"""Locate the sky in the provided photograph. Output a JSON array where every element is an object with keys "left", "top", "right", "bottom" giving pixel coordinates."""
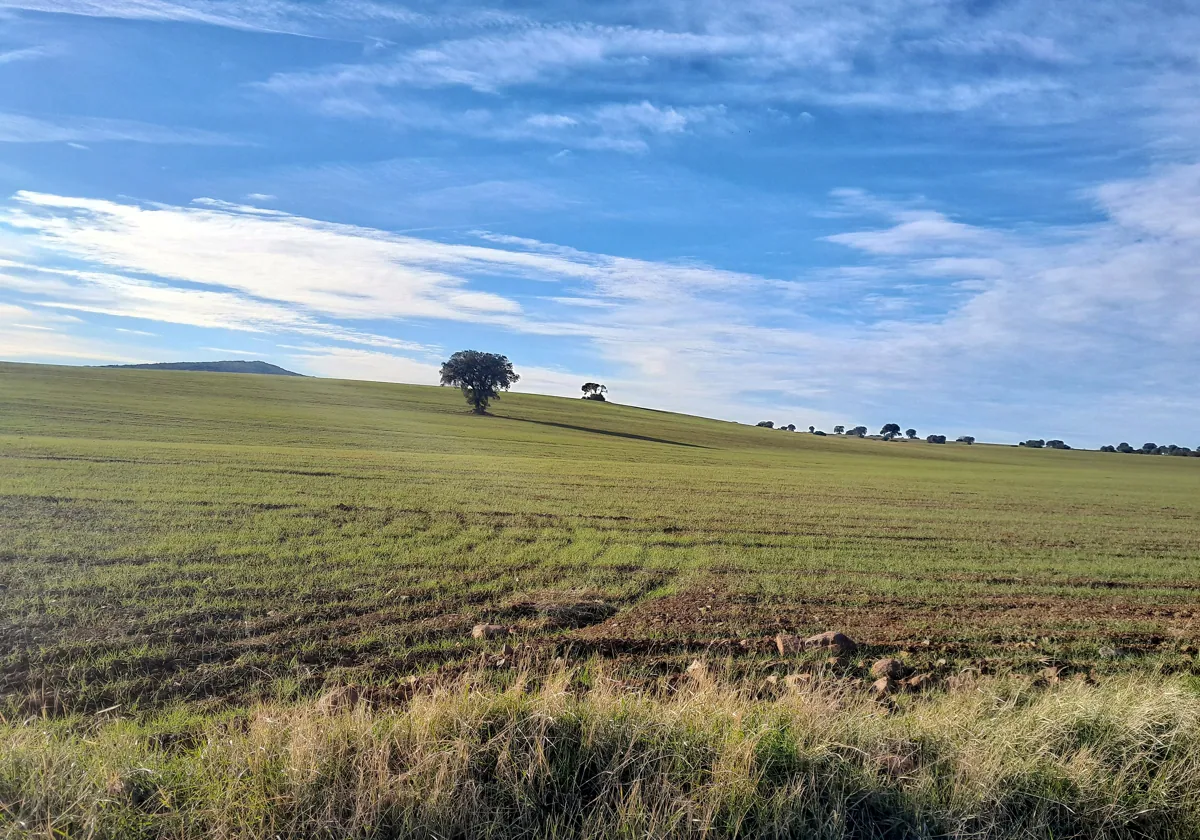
[{"left": 1, "top": 1, "right": 1199, "bottom": 448}]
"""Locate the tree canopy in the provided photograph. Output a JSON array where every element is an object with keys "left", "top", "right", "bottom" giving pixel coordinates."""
[
  {"left": 439, "top": 351, "right": 519, "bottom": 414},
  {"left": 581, "top": 382, "right": 608, "bottom": 401}
]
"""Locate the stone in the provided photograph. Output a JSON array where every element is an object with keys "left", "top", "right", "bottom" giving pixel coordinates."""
[
  {"left": 803, "top": 631, "right": 858, "bottom": 655},
  {"left": 903, "top": 673, "right": 933, "bottom": 692},
  {"left": 870, "top": 657, "right": 909, "bottom": 680},
  {"left": 871, "top": 676, "right": 893, "bottom": 697},
  {"left": 471, "top": 624, "right": 509, "bottom": 640},
  {"left": 783, "top": 673, "right": 811, "bottom": 691},
  {"left": 775, "top": 633, "right": 803, "bottom": 655}
]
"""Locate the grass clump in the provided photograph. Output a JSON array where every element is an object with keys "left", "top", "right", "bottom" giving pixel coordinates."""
[{"left": 2, "top": 672, "right": 1198, "bottom": 839}]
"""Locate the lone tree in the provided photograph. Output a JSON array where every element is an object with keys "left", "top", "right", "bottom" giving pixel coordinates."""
[
  {"left": 439, "top": 350, "right": 519, "bottom": 414},
  {"left": 881, "top": 423, "right": 901, "bottom": 436},
  {"left": 581, "top": 382, "right": 608, "bottom": 401},
  {"left": 905, "top": 428, "right": 917, "bottom": 439},
  {"left": 833, "top": 425, "right": 845, "bottom": 435}
]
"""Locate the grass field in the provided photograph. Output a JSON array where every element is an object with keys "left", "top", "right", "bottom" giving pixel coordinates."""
[{"left": 2, "top": 361, "right": 1200, "bottom": 838}]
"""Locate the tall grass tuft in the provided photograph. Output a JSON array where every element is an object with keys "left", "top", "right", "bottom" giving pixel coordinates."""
[{"left": 2, "top": 671, "right": 1199, "bottom": 839}]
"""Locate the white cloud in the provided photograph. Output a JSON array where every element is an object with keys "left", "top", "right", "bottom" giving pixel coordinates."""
[
  {"left": 0, "top": 44, "right": 51, "bottom": 64},
  {"left": 285, "top": 345, "right": 441, "bottom": 383},
  {"left": 0, "top": 302, "right": 141, "bottom": 362},
  {"left": 0, "top": 112, "right": 242, "bottom": 144}
]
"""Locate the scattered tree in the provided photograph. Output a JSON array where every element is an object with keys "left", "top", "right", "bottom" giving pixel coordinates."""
[
  {"left": 906, "top": 428, "right": 917, "bottom": 439},
  {"left": 1046, "top": 440, "right": 1071, "bottom": 450},
  {"left": 926, "top": 434, "right": 946, "bottom": 444},
  {"left": 808, "top": 425, "right": 815, "bottom": 433},
  {"left": 881, "top": 423, "right": 901, "bottom": 436},
  {"left": 756, "top": 421, "right": 774, "bottom": 428},
  {"left": 1142, "top": 442, "right": 1158, "bottom": 453},
  {"left": 1117, "top": 442, "right": 1134, "bottom": 453},
  {"left": 833, "top": 425, "right": 845, "bottom": 435},
  {"left": 850, "top": 426, "right": 868, "bottom": 437},
  {"left": 814, "top": 430, "right": 827, "bottom": 436},
  {"left": 956, "top": 436, "right": 976, "bottom": 445},
  {"left": 580, "top": 382, "right": 608, "bottom": 401},
  {"left": 786, "top": 424, "right": 796, "bottom": 432},
  {"left": 439, "top": 350, "right": 519, "bottom": 414},
  {"left": 1021, "top": 439, "right": 1045, "bottom": 448}
]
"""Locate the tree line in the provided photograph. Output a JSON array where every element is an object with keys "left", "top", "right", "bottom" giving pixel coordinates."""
[
  {"left": 437, "top": 351, "right": 1195, "bottom": 459},
  {"left": 756, "top": 421, "right": 975, "bottom": 445}
]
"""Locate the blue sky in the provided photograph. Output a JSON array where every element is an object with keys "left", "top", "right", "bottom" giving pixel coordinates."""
[{"left": 2, "top": 0, "right": 1199, "bottom": 447}]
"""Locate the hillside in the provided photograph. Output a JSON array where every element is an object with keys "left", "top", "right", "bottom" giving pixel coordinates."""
[
  {"left": 100, "top": 359, "right": 302, "bottom": 375},
  {"left": 2, "top": 361, "right": 1200, "bottom": 838}
]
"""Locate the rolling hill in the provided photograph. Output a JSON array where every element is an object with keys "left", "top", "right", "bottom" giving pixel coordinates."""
[{"left": 100, "top": 359, "right": 302, "bottom": 375}]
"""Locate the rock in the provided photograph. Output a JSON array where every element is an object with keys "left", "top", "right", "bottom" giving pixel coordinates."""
[
  {"left": 903, "top": 673, "right": 933, "bottom": 692},
  {"left": 1098, "top": 645, "right": 1120, "bottom": 658},
  {"left": 471, "top": 624, "right": 509, "bottom": 640},
  {"left": 775, "top": 633, "right": 804, "bottom": 655},
  {"left": 1040, "top": 665, "right": 1063, "bottom": 684},
  {"left": 804, "top": 631, "right": 858, "bottom": 655},
  {"left": 686, "top": 659, "right": 709, "bottom": 683},
  {"left": 870, "top": 658, "right": 909, "bottom": 680},
  {"left": 871, "top": 676, "right": 893, "bottom": 697},
  {"left": 316, "top": 685, "right": 364, "bottom": 714},
  {"left": 763, "top": 674, "right": 779, "bottom": 687}
]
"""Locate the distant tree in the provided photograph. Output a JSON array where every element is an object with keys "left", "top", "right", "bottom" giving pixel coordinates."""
[
  {"left": 786, "top": 424, "right": 796, "bottom": 432},
  {"left": 1142, "top": 442, "right": 1158, "bottom": 453},
  {"left": 1023, "top": 439, "right": 1045, "bottom": 448},
  {"left": 905, "top": 428, "right": 917, "bottom": 439},
  {"left": 1099, "top": 445, "right": 1116, "bottom": 452},
  {"left": 882, "top": 432, "right": 896, "bottom": 441},
  {"left": 1117, "top": 442, "right": 1134, "bottom": 453},
  {"left": 580, "top": 382, "right": 608, "bottom": 401},
  {"left": 439, "top": 350, "right": 519, "bottom": 414},
  {"left": 808, "top": 425, "right": 815, "bottom": 433},
  {"left": 756, "top": 421, "right": 774, "bottom": 428},
  {"left": 833, "top": 425, "right": 845, "bottom": 435},
  {"left": 881, "top": 423, "right": 901, "bottom": 436},
  {"left": 1046, "top": 440, "right": 1071, "bottom": 450},
  {"left": 850, "top": 426, "right": 868, "bottom": 437},
  {"left": 926, "top": 434, "right": 946, "bottom": 444},
  {"left": 956, "top": 436, "right": 976, "bottom": 445},
  {"left": 814, "top": 430, "right": 827, "bottom": 436}
]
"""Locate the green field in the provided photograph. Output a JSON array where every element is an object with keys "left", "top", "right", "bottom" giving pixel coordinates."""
[{"left": 2, "top": 361, "right": 1200, "bottom": 838}]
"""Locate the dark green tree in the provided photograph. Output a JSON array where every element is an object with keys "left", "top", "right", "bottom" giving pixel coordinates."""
[
  {"left": 439, "top": 351, "right": 519, "bottom": 414},
  {"left": 581, "top": 382, "right": 608, "bottom": 401}
]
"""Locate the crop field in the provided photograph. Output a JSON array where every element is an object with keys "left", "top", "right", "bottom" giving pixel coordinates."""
[
  {"left": 3, "top": 362, "right": 1200, "bottom": 839},
  {"left": 2, "top": 361, "right": 1198, "bottom": 715}
]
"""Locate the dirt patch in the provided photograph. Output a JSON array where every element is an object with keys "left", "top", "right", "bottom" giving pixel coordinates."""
[{"left": 576, "top": 586, "right": 1200, "bottom": 652}]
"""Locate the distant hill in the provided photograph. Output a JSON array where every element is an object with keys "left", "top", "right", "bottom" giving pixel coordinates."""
[{"left": 101, "top": 360, "right": 303, "bottom": 376}]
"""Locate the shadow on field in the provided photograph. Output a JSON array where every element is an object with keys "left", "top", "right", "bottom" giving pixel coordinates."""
[{"left": 502, "top": 416, "right": 708, "bottom": 449}]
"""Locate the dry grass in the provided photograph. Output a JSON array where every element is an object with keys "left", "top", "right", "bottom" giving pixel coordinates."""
[{"left": 3, "top": 669, "right": 1199, "bottom": 839}]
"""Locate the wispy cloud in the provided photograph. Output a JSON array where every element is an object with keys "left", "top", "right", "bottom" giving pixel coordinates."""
[
  {"left": 0, "top": 112, "right": 243, "bottom": 144},
  {"left": 0, "top": 44, "right": 52, "bottom": 64}
]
